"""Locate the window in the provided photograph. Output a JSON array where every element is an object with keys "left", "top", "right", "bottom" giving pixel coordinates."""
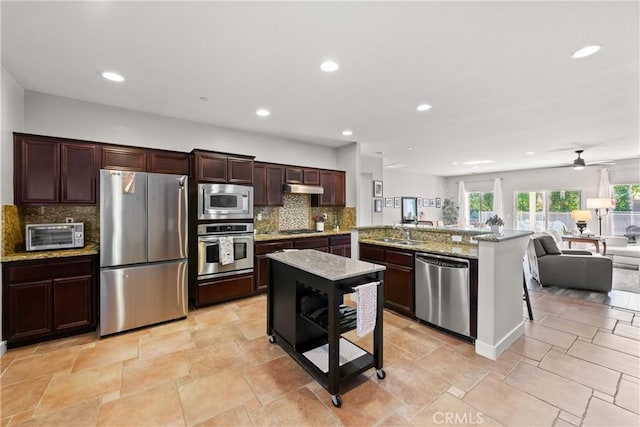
[
  {"left": 468, "top": 192, "right": 493, "bottom": 226},
  {"left": 611, "top": 183, "right": 640, "bottom": 234},
  {"left": 515, "top": 189, "right": 581, "bottom": 232}
]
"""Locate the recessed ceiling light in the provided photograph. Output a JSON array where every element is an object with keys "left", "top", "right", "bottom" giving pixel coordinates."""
[
  {"left": 256, "top": 108, "right": 270, "bottom": 117},
  {"left": 320, "top": 60, "right": 339, "bottom": 72},
  {"left": 452, "top": 162, "right": 459, "bottom": 165},
  {"left": 571, "top": 45, "right": 601, "bottom": 59},
  {"left": 416, "top": 104, "right": 432, "bottom": 112},
  {"left": 407, "top": 146, "right": 413, "bottom": 150},
  {"left": 101, "top": 71, "right": 124, "bottom": 82},
  {"left": 463, "top": 160, "right": 494, "bottom": 165},
  {"left": 525, "top": 151, "right": 534, "bottom": 155},
  {"left": 383, "top": 163, "right": 408, "bottom": 169},
  {"left": 342, "top": 130, "right": 353, "bottom": 136}
]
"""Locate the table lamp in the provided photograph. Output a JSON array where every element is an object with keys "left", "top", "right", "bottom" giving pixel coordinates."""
[
  {"left": 586, "top": 198, "right": 613, "bottom": 236},
  {"left": 571, "top": 210, "right": 592, "bottom": 234}
]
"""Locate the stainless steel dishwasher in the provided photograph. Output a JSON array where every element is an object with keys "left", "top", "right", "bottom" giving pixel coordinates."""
[{"left": 415, "top": 253, "right": 470, "bottom": 337}]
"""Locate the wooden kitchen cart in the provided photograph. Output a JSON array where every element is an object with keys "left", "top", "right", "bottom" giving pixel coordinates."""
[{"left": 266, "top": 250, "right": 386, "bottom": 407}]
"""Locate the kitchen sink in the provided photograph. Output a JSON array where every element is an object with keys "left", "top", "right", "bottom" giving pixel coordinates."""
[{"left": 373, "top": 238, "right": 423, "bottom": 246}]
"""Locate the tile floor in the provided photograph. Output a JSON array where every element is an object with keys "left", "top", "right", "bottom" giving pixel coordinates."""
[{"left": 1, "top": 290, "right": 639, "bottom": 426}]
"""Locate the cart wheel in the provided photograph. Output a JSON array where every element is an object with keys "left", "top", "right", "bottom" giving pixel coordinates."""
[
  {"left": 331, "top": 394, "right": 342, "bottom": 408},
  {"left": 376, "top": 369, "right": 386, "bottom": 380},
  {"left": 268, "top": 335, "right": 276, "bottom": 343}
]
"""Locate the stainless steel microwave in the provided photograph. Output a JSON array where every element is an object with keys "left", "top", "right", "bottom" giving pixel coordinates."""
[
  {"left": 198, "top": 183, "right": 253, "bottom": 220},
  {"left": 26, "top": 223, "right": 85, "bottom": 251}
]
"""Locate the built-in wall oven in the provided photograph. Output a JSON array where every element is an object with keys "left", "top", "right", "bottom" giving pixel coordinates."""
[
  {"left": 198, "top": 183, "right": 253, "bottom": 220},
  {"left": 197, "top": 223, "right": 254, "bottom": 279}
]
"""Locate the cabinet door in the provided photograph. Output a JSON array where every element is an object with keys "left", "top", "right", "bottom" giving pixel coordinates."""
[
  {"left": 228, "top": 158, "right": 253, "bottom": 184},
  {"left": 14, "top": 136, "right": 59, "bottom": 204},
  {"left": 197, "top": 153, "right": 227, "bottom": 182},
  {"left": 315, "top": 170, "right": 335, "bottom": 206},
  {"left": 197, "top": 273, "right": 254, "bottom": 306},
  {"left": 266, "top": 165, "right": 284, "bottom": 206},
  {"left": 148, "top": 151, "right": 189, "bottom": 175},
  {"left": 101, "top": 146, "right": 147, "bottom": 171},
  {"left": 384, "top": 263, "right": 414, "bottom": 316},
  {"left": 285, "top": 167, "right": 303, "bottom": 184},
  {"left": 7, "top": 280, "right": 53, "bottom": 341},
  {"left": 255, "top": 254, "right": 270, "bottom": 292},
  {"left": 333, "top": 171, "right": 346, "bottom": 207},
  {"left": 303, "top": 169, "right": 320, "bottom": 185},
  {"left": 61, "top": 143, "right": 97, "bottom": 204},
  {"left": 253, "top": 163, "right": 267, "bottom": 206},
  {"left": 53, "top": 275, "right": 93, "bottom": 331}
]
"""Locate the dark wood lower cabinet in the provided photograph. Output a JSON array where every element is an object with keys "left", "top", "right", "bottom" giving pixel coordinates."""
[
  {"left": 2, "top": 255, "right": 97, "bottom": 348},
  {"left": 196, "top": 273, "right": 254, "bottom": 307}
]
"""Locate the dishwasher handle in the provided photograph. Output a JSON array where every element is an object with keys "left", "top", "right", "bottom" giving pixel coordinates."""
[{"left": 416, "top": 253, "right": 469, "bottom": 269}]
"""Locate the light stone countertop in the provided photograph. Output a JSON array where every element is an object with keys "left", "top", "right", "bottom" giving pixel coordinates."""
[
  {"left": 1, "top": 243, "right": 99, "bottom": 262},
  {"left": 473, "top": 230, "right": 533, "bottom": 242},
  {"left": 358, "top": 238, "right": 479, "bottom": 259},
  {"left": 255, "top": 229, "right": 351, "bottom": 242},
  {"left": 267, "top": 249, "right": 385, "bottom": 281}
]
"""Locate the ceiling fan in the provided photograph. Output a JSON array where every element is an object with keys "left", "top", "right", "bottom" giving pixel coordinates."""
[{"left": 568, "top": 150, "right": 615, "bottom": 170}]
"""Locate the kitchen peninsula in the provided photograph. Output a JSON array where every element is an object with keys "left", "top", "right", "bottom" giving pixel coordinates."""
[{"left": 353, "top": 225, "right": 532, "bottom": 360}]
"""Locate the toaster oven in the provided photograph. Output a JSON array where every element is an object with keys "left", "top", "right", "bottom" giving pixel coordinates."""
[{"left": 25, "top": 223, "right": 85, "bottom": 251}]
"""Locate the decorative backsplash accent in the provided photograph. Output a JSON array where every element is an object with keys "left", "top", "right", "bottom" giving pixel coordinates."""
[{"left": 279, "top": 194, "right": 309, "bottom": 230}]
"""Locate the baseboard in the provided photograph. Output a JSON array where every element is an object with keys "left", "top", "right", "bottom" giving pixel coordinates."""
[
  {"left": 475, "top": 322, "right": 525, "bottom": 360},
  {"left": 0, "top": 340, "right": 6, "bottom": 356}
]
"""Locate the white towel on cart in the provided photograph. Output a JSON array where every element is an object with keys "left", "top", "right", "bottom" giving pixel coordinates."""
[
  {"left": 219, "top": 236, "right": 234, "bottom": 266},
  {"left": 356, "top": 281, "right": 378, "bottom": 337}
]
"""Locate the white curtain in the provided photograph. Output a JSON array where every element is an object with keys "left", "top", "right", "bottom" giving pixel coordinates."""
[
  {"left": 458, "top": 181, "right": 469, "bottom": 227},
  {"left": 493, "top": 178, "right": 504, "bottom": 221},
  {"left": 598, "top": 168, "right": 613, "bottom": 236}
]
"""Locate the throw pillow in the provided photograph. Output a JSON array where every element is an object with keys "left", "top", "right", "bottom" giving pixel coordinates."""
[
  {"left": 538, "top": 235, "right": 562, "bottom": 255},
  {"left": 532, "top": 238, "right": 546, "bottom": 257}
]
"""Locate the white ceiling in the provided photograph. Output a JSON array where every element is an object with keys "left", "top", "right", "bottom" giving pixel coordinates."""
[{"left": 2, "top": 1, "right": 638, "bottom": 176}]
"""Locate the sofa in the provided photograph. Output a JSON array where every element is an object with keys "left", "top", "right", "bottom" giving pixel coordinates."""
[
  {"left": 604, "top": 236, "right": 640, "bottom": 270},
  {"left": 527, "top": 234, "right": 613, "bottom": 292}
]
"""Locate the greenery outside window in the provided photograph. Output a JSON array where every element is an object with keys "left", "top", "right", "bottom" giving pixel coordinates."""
[
  {"left": 611, "top": 184, "right": 640, "bottom": 235},
  {"left": 515, "top": 189, "right": 581, "bottom": 232},
  {"left": 469, "top": 192, "right": 494, "bottom": 225}
]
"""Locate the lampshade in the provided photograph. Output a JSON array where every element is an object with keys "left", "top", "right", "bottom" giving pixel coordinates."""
[
  {"left": 571, "top": 210, "right": 592, "bottom": 221},
  {"left": 586, "top": 198, "right": 613, "bottom": 209}
]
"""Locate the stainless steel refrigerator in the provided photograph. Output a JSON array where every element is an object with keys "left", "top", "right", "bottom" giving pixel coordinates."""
[{"left": 99, "top": 169, "right": 188, "bottom": 336}]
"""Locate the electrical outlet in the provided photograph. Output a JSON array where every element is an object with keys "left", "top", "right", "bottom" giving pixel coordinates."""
[
  {"left": 65, "top": 217, "right": 74, "bottom": 223},
  {"left": 451, "top": 235, "right": 462, "bottom": 242},
  {"left": 256, "top": 213, "right": 263, "bottom": 221}
]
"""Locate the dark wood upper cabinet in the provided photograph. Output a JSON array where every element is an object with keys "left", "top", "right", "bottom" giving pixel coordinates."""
[
  {"left": 254, "top": 162, "right": 284, "bottom": 207},
  {"left": 61, "top": 143, "right": 97, "bottom": 204},
  {"left": 303, "top": 169, "right": 320, "bottom": 185},
  {"left": 101, "top": 146, "right": 147, "bottom": 171},
  {"left": 228, "top": 158, "right": 254, "bottom": 184},
  {"left": 312, "top": 170, "right": 346, "bottom": 207},
  {"left": 285, "top": 167, "right": 303, "bottom": 184},
  {"left": 194, "top": 150, "right": 254, "bottom": 184},
  {"left": 148, "top": 150, "right": 189, "bottom": 175},
  {"left": 14, "top": 134, "right": 97, "bottom": 205}
]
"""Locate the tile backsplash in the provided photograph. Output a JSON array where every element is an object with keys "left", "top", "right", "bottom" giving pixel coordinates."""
[{"left": 254, "top": 194, "right": 356, "bottom": 234}]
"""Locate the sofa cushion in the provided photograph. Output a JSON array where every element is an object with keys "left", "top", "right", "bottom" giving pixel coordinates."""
[
  {"left": 532, "top": 238, "right": 546, "bottom": 257},
  {"left": 538, "top": 235, "right": 562, "bottom": 255}
]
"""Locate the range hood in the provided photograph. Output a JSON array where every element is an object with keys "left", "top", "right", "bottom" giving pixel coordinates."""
[{"left": 283, "top": 183, "right": 324, "bottom": 195}]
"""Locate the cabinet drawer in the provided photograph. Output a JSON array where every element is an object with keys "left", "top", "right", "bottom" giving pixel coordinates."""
[
  {"left": 329, "top": 235, "right": 350, "bottom": 246},
  {"left": 6, "top": 256, "right": 94, "bottom": 283},
  {"left": 255, "top": 241, "right": 294, "bottom": 255},
  {"left": 384, "top": 249, "right": 413, "bottom": 267},
  {"left": 294, "top": 237, "right": 330, "bottom": 249},
  {"left": 197, "top": 273, "right": 254, "bottom": 305},
  {"left": 359, "top": 244, "right": 384, "bottom": 262}
]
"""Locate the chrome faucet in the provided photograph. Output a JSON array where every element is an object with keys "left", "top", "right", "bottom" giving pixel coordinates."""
[{"left": 393, "top": 224, "right": 411, "bottom": 240}]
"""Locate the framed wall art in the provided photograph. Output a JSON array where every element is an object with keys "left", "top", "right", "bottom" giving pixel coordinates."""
[
  {"left": 374, "top": 198, "right": 383, "bottom": 213},
  {"left": 373, "top": 180, "right": 383, "bottom": 197},
  {"left": 429, "top": 198, "right": 436, "bottom": 207},
  {"left": 385, "top": 197, "right": 393, "bottom": 207},
  {"left": 417, "top": 198, "right": 422, "bottom": 207},
  {"left": 394, "top": 197, "right": 401, "bottom": 208},
  {"left": 436, "top": 197, "right": 441, "bottom": 208}
]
